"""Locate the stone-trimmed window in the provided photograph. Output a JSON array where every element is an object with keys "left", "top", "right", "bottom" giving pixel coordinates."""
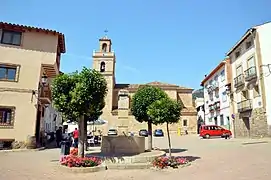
[
  {"left": 0, "top": 63, "right": 20, "bottom": 82},
  {"left": 0, "top": 106, "right": 16, "bottom": 127},
  {"left": 1, "top": 30, "right": 22, "bottom": 46}
]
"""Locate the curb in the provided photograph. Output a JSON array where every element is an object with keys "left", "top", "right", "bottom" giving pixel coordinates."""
[
  {"left": 0, "top": 147, "right": 45, "bottom": 153},
  {"left": 58, "top": 164, "right": 106, "bottom": 173},
  {"left": 106, "top": 163, "right": 152, "bottom": 170}
]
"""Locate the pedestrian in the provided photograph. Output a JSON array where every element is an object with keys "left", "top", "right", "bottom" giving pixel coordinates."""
[
  {"left": 73, "top": 128, "right": 79, "bottom": 148},
  {"left": 55, "top": 127, "right": 63, "bottom": 148}
]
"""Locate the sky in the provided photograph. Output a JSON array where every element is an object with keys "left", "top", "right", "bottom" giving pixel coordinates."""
[{"left": 2, "top": 0, "right": 271, "bottom": 90}]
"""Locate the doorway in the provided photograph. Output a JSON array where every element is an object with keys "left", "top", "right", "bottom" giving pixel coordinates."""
[
  {"left": 214, "top": 117, "right": 218, "bottom": 125},
  {"left": 243, "top": 117, "right": 250, "bottom": 137},
  {"left": 35, "top": 106, "right": 41, "bottom": 145}
]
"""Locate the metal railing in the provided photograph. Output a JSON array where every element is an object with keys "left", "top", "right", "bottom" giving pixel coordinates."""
[
  {"left": 237, "top": 99, "right": 252, "bottom": 112},
  {"left": 234, "top": 74, "right": 245, "bottom": 88},
  {"left": 244, "top": 66, "right": 257, "bottom": 81}
]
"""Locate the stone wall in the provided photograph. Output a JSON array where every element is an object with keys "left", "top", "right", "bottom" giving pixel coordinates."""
[{"left": 234, "top": 107, "right": 268, "bottom": 138}]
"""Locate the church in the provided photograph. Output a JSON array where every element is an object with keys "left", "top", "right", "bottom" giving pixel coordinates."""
[{"left": 92, "top": 36, "right": 197, "bottom": 134}]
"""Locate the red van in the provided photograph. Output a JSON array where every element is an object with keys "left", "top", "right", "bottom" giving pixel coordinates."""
[{"left": 200, "top": 125, "right": 232, "bottom": 139}]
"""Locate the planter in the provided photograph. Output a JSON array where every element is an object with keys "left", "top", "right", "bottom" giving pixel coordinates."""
[{"left": 59, "top": 164, "right": 106, "bottom": 173}]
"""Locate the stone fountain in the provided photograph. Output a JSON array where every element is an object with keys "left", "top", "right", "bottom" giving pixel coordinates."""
[{"left": 101, "top": 89, "right": 145, "bottom": 155}]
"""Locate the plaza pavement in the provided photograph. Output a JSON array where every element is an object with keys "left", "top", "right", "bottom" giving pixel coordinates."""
[{"left": 1, "top": 135, "right": 271, "bottom": 180}]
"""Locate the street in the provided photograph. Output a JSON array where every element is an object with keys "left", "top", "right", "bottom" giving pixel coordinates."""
[{"left": 1, "top": 135, "right": 271, "bottom": 180}]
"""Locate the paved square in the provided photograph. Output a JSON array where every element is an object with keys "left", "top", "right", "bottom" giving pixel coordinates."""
[{"left": 1, "top": 135, "right": 271, "bottom": 180}]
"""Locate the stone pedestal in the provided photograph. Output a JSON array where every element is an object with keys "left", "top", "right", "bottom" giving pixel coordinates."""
[
  {"left": 117, "top": 90, "right": 129, "bottom": 135},
  {"left": 101, "top": 136, "right": 145, "bottom": 155}
]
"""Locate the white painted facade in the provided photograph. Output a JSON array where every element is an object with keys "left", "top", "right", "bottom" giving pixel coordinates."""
[
  {"left": 254, "top": 23, "right": 271, "bottom": 127},
  {"left": 203, "top": 64, "right": 231, "bottom": 128},
  {"left": 42, "top": 104, "right": 62, "bottom": 133},
  {"left": 195, "top": 97, "right": 205, "bottom": 122}
]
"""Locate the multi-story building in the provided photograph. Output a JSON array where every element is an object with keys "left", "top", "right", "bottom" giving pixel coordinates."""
[
  {"left": 0, "top": 22, "right": 65, "bottom": 146},
  {"left": 201, "top": 58, "right": 232, "bottom": 130},
  {"left": 227, "top": 22, "right": 271, "bottom": 138}
]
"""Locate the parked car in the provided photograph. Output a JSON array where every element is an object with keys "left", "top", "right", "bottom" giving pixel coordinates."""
[
  {"left": 108, "top": 129, "right": 118, "bottom": 136},
  {"left": 154, "top": 129, "right": 164, "bottom": 137},
  {"left": 139, "top": 129, "right": 148, "bottom": 137},
  {"left": 200, "top": 125, "right": 232, "bottom": 139}
]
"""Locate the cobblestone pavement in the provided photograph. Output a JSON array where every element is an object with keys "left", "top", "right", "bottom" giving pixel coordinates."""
[{"left": 1, "top": 135, "right": 271, "bottom": 180}]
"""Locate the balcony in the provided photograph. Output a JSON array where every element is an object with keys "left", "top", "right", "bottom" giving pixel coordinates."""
[
  {"left": 39, "top": 86, "right": 52, "bottom": 104},
  {"left": 244, "top": 66, "right": 257, "bottom": 81},
  {"left": 234, "top": 74, "right": 245, "bottom": 88},
  {"left": 237, "top": 99, "right": 252, "bottom": 113}
]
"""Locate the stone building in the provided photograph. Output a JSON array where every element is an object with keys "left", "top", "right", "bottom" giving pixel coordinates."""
[
  {"left": 92, "top": 36, "right": 197, "bottom": 134},
  {"left": 226, "top": 22, "right": 271, "bottom": 138}
]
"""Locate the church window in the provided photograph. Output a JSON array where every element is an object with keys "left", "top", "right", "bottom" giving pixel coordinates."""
[
  {"left": 102, "top": 43, "right": 107, "bottom": 52},
  {"left": 100, "top": 62, "right": 105, "bottom": 72}
]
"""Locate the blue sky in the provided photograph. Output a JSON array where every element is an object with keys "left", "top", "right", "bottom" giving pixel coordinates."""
[{"left": 2, "top": 0, "right": 271, "bottom": 89}]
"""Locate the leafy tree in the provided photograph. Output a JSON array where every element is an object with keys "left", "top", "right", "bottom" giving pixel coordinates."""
[
  {"left": 147, "top": 97, "right": 182, "bottom": 157},
  {"left": 131, "top": 85, "right": 168, "bottom": 151},
  {"left": 51, "top": 67, "right": 107, "bottom": 157}
]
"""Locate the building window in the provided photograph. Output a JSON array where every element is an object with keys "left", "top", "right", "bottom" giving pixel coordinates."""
[
  {"left": 1, "top": 30, "right": 22, "bottom": 46},
  {"left": 235, "top": 51, "right": 240, "bottom": 59},
  {"left": 0, "top": 64, "right": 18, "bottom": 81},
  {"left": 220, "top": 115, "right": 224, "bottom": 125},
  {"left": 253, "top": 85, "right": 260, "bottom": 97},
  {"left": 100, "top": 61, "right": 105, "bottom": 72},
  {"left": 246, "top": 41, "right": 252, "bottom": 49},
  {"left": 247, "top": 56, "right": 255, "bottom": 68},
  {"left": 183, "top": 119, "right": 187, "bottom": 126},
  {"left": 0, "top": 107, "right": 15, "bottom": 126},
  {"left": 221, "top": 70, "right": 225, "bottom": 81},
  {"left": 236, "top": 65, "right": 243, "bottom": 76},
  {"left": 222, "top": 91, "right": 227, "bottom": 102}
]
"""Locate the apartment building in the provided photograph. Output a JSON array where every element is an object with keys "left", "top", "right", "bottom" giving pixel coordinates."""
[
  {"left": 227, "top": 22, "right": 271, "bottom": 138},
  {"left": 201, "top": 58, "right": 232, "bottom": 130},
  {"left": 0, "top": 22, "right": 65, "bottom": 146}
]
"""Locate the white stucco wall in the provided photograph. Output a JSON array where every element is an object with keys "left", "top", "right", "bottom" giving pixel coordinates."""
[
  {"left": 43, "top": 104, "right": 62, "bottom": 133},
  {"left": 257, "top": 23, "right": 271, "bottom": 125},
  {"left": 203, "top": 65, "right": 231, "bottom": 127}
]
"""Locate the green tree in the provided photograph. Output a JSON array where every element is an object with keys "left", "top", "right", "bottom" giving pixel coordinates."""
[
  {"left": 131, "top": 85, "right": 168, "bottom": 151},
  {"left": 51, "top": 67, "right": 107, "bottom": 157},
  {"left": 147, "top": 98, "right": 182, "bottom": 157}
]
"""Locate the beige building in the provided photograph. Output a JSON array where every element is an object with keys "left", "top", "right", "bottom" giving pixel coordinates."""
[
  {"left": 0, "top": 22, "right": 65, "bottom": 146},
  {"left": 92, "top": 36, "right": 197, "bottom": 134}
]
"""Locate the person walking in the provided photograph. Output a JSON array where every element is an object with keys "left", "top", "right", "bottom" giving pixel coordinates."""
[
  {"left": 72, "top": 128, "right": 79, "bottom": 148},
  {"left": 55, "top": 127, "right": 63, "bottom": 148}
]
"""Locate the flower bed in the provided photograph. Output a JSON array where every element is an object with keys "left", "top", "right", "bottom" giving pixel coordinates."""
[
  {"left": 152, "top": 156, "right": 190, "bottom": 169},
  {"left": 60, "top": 155, "right": 102, "bottom": 168}
]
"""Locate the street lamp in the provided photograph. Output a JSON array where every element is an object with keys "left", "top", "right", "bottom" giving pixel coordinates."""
[{"left": 41, "top": 73, "right": 48, "bottom": 86}]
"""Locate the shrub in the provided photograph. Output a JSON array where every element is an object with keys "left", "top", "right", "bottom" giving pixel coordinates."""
[
  {"left": 60, "top": 155, "right": 101, "bottom": 168},
  {"left": 153, "top": 156, "right": 189, "bottom": 169}
]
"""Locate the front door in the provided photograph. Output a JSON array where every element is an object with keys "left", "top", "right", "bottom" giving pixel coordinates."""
[
  {"left": 243, "top": 117, "right": 250, "bottom": 137},
  {"left": 35, "top": 107, "right": 41, "bottom": 145}
]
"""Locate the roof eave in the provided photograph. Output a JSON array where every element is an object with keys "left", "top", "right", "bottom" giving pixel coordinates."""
[{"left": 226, "top": 28, "right": 256, "bottom": 56}]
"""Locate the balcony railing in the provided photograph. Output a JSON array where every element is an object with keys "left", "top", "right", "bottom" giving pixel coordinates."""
[
  {"left": 237, "top": 99, "right": 252, "bottom": 113},
  {"left": 234, "top": 74, "right": 245, "bottom": 88},
  {"left": 244, "top": 66, "right": 257, "bottom": 81}
]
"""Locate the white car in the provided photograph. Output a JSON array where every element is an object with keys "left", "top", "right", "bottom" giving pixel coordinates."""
[{"left": 108, "top": 129, "right": 118, "bottom": 136}]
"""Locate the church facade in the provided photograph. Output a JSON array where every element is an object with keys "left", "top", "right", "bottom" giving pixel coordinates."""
[{"left": 92, "top": 36, "right": 197, "bottom": 134}]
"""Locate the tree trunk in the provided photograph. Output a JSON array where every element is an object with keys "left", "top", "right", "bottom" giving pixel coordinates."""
[
  {"left": 147, "top": 120, "right": 152, "bottom": 151},
  {"left": 166, "top": 122, "right": 172, "bottom": 158},
  {"left": 78, "top": 115, "right": 85, "bottom": 158},
  {"left": 84, "top": 116, "right": 88, "bottom": 151}
]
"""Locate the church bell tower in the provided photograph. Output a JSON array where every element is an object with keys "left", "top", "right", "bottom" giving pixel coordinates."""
[{"left": 92, "top": 34, "right": 116, "bottom": 114}]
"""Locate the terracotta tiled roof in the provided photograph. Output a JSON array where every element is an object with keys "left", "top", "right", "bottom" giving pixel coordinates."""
[
  {"left": 0, "top": 22, "right": 66, "bottom": 53},
  {"left": 181, "top": 106, "right": 197, "bottom": 113},
  {"left": 115, "top": 81, "right": 193, "bottom": 90}
]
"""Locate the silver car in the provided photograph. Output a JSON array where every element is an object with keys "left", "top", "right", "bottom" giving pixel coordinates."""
[{"left": 108, "top": 129, "right": 118, "bottom": 136}]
